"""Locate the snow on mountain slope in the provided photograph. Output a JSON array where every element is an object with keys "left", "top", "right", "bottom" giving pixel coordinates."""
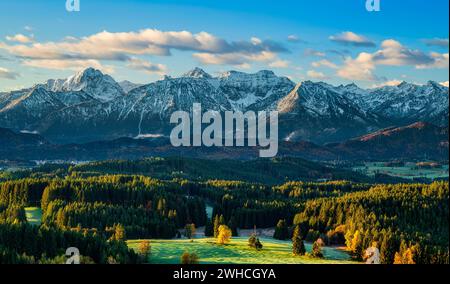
[
  {"left": 218, "top": 70, "right": 295, "bottom": 111},
  {"left": 43, "top": 68, "right": 125, "bottom": 103},
  {"left": 0, "top": 67, "right": 448, "bottom": 144},
  {"left": 0, "top": 86, "right": 66, "bottom": 130},
  {"left": 343, "top": 81, "right": 449, "bottom": 125},
  {"left": 277, "top": 81, "right": 383, "bottom": 143},
  {"left": 119, "top": 80, "right": 144, "bottom": 93}
]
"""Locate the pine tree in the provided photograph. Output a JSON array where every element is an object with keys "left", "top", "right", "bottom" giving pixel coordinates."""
[
  {"left": 213, "top": 215, "right": 220, "bottom": 238},
  {"left": 292, "top": 226, "right": 306, "bottom": 256},
  {"left": 312, "top": 239, "right": 324, "bottom": 258},
  {"left": 273, "top": 219, "right": 289, "bottom": 240},
  {"left": 204, "top": 218, "right": 214, "bottom": 237}
]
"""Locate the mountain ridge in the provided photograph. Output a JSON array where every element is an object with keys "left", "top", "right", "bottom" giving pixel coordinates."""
[
  {"left": 0, "top": 67, "right": 448, "bottom": 144},
  {"left": 1, "top": 122, "right": 447, "bottom": 162}
]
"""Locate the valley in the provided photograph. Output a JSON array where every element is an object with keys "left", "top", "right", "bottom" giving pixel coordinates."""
[
  {"left": 0, "top": 67, "right": 448, "bottom": 265},
  {"left": 0, "top": 159, "right": 448, "bottom": 264}
]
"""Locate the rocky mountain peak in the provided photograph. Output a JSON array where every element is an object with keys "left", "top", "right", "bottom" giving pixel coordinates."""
[{"left": 182, "top": 67, "right": 212, "bottom": 79}]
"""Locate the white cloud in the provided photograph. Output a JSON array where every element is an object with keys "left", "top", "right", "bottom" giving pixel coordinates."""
[
  {"left": 311, "top": 59, "right": 338, "bottom": 69},
  {"left": 416, "top": 52, "right": 449, "bottom": 69},
  {"left": 440, "top": 81, "right": 449, "bottom": 87},
  {"left": 307, "top": 70, "right": 328, "bottom": 80},
  {"left": 304, "top": 48, "right": 326, "bottom": 57},
  {"left": 126, "top": 57, "right": 167, "bottom": 74},
  {"left": 0, "top": 67, "right": 19, "bottom": 79},
  {"left": 329, "top": 31, "right": 376, "bottom": 47},
  {"left": 336, "top": 40, "right": 449, "bottom": 81},
  {"left": 251, "top": 37, "right": 262, "bottom": 45},
  {"left": 337, "top": 52, "right": 376, "bottom": 81},
  {"left": 0, "top": 28, "right": 288, "bottom": 71},
  {"left": 269, "top": 59, "right": 290, "bottom": 68},
  {"left": 6, "top": 34, "right": 34, "bottom": 43},
  {"left": 22, "top": 59, "right": 114, "bottom": 73},
  {"left": 372, "top": 40, "right": 441, "bottom": 67},
  {"left": 423, "top": 38, "right": 449, "bottom": 48},
  {"left": 193, "top": 51, "right": 277, "bottom": 67},
  {"left": 287, "top": 35, "right": 303, "bottom": 43},
  {"left": 371, "top": 80, "right": 403, "bottom": 88}
]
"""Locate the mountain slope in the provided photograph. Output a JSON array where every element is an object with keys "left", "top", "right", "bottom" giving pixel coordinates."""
[
  {"left": 343, "top": 81, "right": 449, "bottom": 126},
  {"left": 329, "top": 122, "right": 449, "bottom": 160},
  {"left": 0, "top": 67, "right": 448, "bottom": 144},
  {"left": 277, "top": 81, "right": 383, "bottom": 143}
]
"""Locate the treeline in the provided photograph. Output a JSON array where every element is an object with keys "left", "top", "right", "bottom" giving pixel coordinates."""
[
  {"left": 194, "top": 180, "right": 371, "bottom": 229},
  {"left": 0, "top": 178, "right": 49, "bottom": 206},
  {"left": 0, "top": 223, "right": 139, "bottom": 264},
  {"left": 1, "top": 175, "right": 207, "bottom": 239},
  {"left": 70, "top": 157, "right": 372, "bottom": 184},
  {"left": 41, "top": 176, "right": 207, "bottom": 238},
  {"left": 292, "top": 182, "right": 449, "bottom": 264}
]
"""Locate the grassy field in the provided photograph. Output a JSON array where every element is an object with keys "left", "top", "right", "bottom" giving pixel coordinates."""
[
  {"left": 25, "top": 207, "right": 42, "bottom": 226},
  {"left": 128, "top": 237, "right": 356, "bottom": 264},
  {"left": 353, "top": 162, "right": 449, "bottom": 180}
]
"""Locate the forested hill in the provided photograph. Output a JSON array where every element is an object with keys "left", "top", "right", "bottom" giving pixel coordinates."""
[{"left": 69, "top": 157, "right": 373, "bottom": 184}]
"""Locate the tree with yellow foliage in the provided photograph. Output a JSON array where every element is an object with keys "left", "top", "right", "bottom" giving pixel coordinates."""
[
  {"left": 138, "top": 240, "right": 151, "bottom": 262},
  {"left": 217, "top": 225, "right": 232, "bottom": 245},
  {"left": 394, "top": 241, "right": 418, "bottom": 264},
  {"left": 181, "top": 252, "right": 199, "bottom": 264}
]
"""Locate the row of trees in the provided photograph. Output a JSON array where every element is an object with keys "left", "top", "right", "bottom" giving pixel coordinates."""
[{"left": 0, "top": 223, "right": 139, "bottom": 264}]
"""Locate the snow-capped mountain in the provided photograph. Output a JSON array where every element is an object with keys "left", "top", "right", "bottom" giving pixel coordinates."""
[
  {"left": 119, "top": 80, "right": 144, "bottom": 93},
  {"left": 182, "top": 67, "right": 213, "bottom": 79},
  {"left": 0, "top": 67, "right": 448, "bottom": 144},
  {"left": 42, "top": 67, "right": 125, "bottom": 103},
  {"left": 277, "top": 81, "right": 383, "bottom": 143},
  {"left": 338, "top": 81, "right": 448, "bottom": 126},
  {"left": 217, "top": 70, "right": 295, "bottom": 111}
]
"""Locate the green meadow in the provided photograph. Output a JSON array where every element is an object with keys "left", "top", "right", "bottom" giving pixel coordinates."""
[
  {"left": 353, "top": 162, "right": 449, "bottom": 180},
  {"left": 128, "top": 237, "right": 355, "bottom": 264},
  {"left": 25, "top": 207, "right": 42, "bottom": 226},
  {"left": 27, "top": 207, "right": 354, "bottom": 264}
]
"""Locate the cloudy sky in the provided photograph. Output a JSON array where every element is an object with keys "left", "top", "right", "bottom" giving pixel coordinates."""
[{"left": 0, "top": 0, "right": 448, "bottom": 91}]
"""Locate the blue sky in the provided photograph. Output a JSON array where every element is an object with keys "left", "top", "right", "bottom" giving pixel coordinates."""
[{"left": 0, "top": 0, "right": 448, "bottom": 91}]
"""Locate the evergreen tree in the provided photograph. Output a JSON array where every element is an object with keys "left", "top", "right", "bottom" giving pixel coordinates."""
[
  {"left": 292, "top": 225, "right": 306, "bottom": 256},
  {"left": 204, "top": 218, "right": 214, "bottom": 237},
  {"left": 273, "top": 219, "right": 289, "bottom": 240},
  {"left": 312, "top": 239, "right": 324, "bottom": 258}
]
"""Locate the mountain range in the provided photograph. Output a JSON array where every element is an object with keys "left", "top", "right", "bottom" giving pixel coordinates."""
[
  {"left": 0, "top": 67, "right": 448, "bottom": 145},
  {"left": 1, "top": 121, "right": 448, "bottom": 162},
  {"left": 0, "top": 67, "right": 448, "bottom": 161}
]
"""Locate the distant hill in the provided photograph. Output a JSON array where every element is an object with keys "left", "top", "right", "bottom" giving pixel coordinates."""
[
  {"left": 0, "top": 127, "right": 48, "bottom": 148},
  {"left": 329, "top": 122, "right": 449, "bottom": 160},
  {"left": 70, "top": 156, "right": 371, "bottom": 184},
  {"left": 0, "top": 122, "right": 448, "bottom": 162}
]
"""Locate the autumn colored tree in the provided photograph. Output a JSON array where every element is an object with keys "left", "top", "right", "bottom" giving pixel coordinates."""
[
  {"left": 312, "top": 238, "right": 324, "bottom": 258},
  {"left": 248, "top": 234, "right": 263, "bottom": 250},
  {"left": 110, "top": 224, "right": 126, "bottom": 241},
  {"left": 217, "top": 225, "right": 232, "bottom": 245},
  {"left": 138, "top": 240, "right": 151, "bottom": 262},
  {"left": 181, "top": 252, "right": 199, "bottom": 264}
]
